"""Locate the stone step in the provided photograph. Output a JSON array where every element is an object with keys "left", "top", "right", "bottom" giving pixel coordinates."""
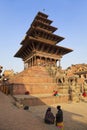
[
  {"left": 13, "top": 94, "right": 69, "bottom": 106},
  {"left": 10, "top": 77, "right": 54, "bottom": 84},
  {"left": 12, "top": 83, "right": 58, "bottom": 95}
]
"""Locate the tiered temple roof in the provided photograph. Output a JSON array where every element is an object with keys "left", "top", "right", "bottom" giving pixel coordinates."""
[{"left": 14, "top": 11, "right": 73, "bottom": 69}]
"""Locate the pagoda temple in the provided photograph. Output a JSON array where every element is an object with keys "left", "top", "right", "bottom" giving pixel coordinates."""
[
  {"left": 14, "top": 12, "right": 73, "bottom": 69},
  {"left": 8, "top": 12, "right": 73, "bottom": 106}
]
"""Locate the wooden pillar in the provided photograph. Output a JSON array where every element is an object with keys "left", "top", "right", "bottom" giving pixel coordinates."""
[
  {"left": 50, "top": 58, "right": 52, "bottom": 67},
  {"left": 35, "top": 55, "right": 37, "bottom": 65},
  {"left": 45, "top": 57, "right": 47, "bottom": 66},
  {"left": 55, "top": 59, "right": 57, "bottom": 67},
  {"left": 40, "top": 56, "right": 41, "bottom": 65},
  {"left": 59, "top": 59, "right": 61, "bottom": 67},
  {"left": 31, "top": 57, "right": 34, "bottom": 66},
  {"left": 30, "top": 58, "right": 32, "bottom": 67},
  {"left": 28, "top": 60, "right": 30, "bottom": 67},
  {"left": 34, "top": 55, "right": 36, "bottom": 66}
]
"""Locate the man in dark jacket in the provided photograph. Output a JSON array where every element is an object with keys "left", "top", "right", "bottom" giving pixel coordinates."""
[{"left": 56, "top": 105, "right": 63, "bottom": 129}]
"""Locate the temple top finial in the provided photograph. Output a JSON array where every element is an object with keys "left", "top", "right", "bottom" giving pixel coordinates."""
[{"left": 43, "top": 8, "right": 45, "bottom": 11}]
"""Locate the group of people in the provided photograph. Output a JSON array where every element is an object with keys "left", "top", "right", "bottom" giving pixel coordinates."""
[{"left": 44, "top": 105, "right": 63, "bottom": 129}]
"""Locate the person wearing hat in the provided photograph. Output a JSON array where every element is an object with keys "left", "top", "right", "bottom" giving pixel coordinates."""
[
  {"left": 56, "top": 105, "right": 64, "bottom": 129},
  {"left": 44, "top": 107, "right": 55, "bottom": 124}
]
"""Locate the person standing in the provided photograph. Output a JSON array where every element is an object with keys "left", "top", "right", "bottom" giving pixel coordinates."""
[{"left": 56, "top": 105, "right": 64, "bottom": 130}]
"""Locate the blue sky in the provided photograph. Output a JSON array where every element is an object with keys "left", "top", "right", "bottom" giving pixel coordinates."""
[{"left": 0, "top": 0, "right": 87, "bottom": 73}]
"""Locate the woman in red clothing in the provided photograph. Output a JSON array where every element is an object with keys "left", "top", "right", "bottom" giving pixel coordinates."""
[
  {"left": 53, "top": 90, "right": 58, "bottom": 96},
  {"left": 82, "top": 91, "right": 86, "bottom": 97}
]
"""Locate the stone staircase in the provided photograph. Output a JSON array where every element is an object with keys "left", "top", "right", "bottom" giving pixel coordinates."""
[{"left": 9, "top": 66, "right": 57, "bottom": 95}]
